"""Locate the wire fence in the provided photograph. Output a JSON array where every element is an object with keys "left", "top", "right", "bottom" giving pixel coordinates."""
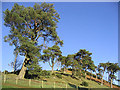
[{"left": 2, "top": 74, "right": 78, "bottom": 89}]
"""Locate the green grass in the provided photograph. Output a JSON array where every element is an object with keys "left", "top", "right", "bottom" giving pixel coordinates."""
[{"left": 2, "top": 71, "right": 109, "bottom": 88}]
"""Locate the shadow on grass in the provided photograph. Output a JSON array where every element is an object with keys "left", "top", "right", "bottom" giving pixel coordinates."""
[
  {"left": 57, "top": 72, "right": 79, "bottom": 80},
  {"left": 68, "top": 83, "right": 77, "bottom": 88},
  {"left": 68, "top": 83, "right": 88, "bottom": 90},
  {"left": 57, "top": 72, "right": 70, "bottom": 77}
]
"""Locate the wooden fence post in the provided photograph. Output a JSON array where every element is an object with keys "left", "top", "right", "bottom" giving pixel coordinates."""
[
  {"left": 66, "top": 83, "right": 67, "bottom": 89},
  {"left": 16, "top": 79, "right": 18, "bottom": 84},
  {"left": 29, "top": 79, "right": 31, "bottom": 86},
  {"left": 42, "top": 80, "right": 43, "bottom": 88},
  {"left": 54, "top": 82, "right": 55, "bottom": 88},
  {"left": 4, "top": 74, "right": 6, "bottom": 83}
]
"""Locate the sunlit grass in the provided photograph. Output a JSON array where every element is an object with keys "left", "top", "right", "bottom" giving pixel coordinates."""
[{"left": 2, "top": 72, "right": 109, "bottom": 88}]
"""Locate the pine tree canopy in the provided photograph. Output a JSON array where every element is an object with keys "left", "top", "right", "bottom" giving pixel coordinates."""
[{"left": 4, "top": 2, "right": 63, "bottom": 66}]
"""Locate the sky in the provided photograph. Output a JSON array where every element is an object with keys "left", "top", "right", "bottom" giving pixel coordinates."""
[{"left": 2, "top": 2, "right": 118, "bottom": 84}]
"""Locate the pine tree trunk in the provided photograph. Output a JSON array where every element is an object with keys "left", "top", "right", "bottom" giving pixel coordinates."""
[
  {"left": 17, "top": 57, "right": 27, "bottom": 79},
  {"left": 64, "top": 67, "right": 65, "bottom": 73},
  {"left": 96, "top": 73, "right": 97, "bottom": 79},
  {"left": 72, "top": 66, "right": 74, "bottom": 76},
  {"left": 75, "top": 68, "right": 76, "bottom": 76},
  {"left": 90, "top": 70, "right": 92, "bottom": 80},
  {"left": 80, "top": 69, "right": 81, "bottom": 75},
  {"left": 17, "top": 62, "right": 27, "bottom": 79},
  {"left": 52, "top": 66, "right": 54, "bottom": 73},
  {"left": 14, "top": 53, "right": 17, "bottom": 72},
  {"left": 85, "top": 72, "right": 87, "bottom": 79},
  {"left": 101, "top": 71, "right": 104, "bottom": 85},
  {"left": 85, "top": 67, "right": 87, "bottom": 79},
  {"left": 101, "top": 76, "right": 103, "bottom": 85},
  {"left": 95, "top": 70, "right": 97, "bottom": 79},
  {"left": 110, "top": 79, "right": 113, "bottom": 88},
  {"left": 57, "top": 62, "right": 60, "bottom": 70}
]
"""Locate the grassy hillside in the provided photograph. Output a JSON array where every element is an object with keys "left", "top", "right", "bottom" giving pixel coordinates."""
[{"left": 2, "top": 71, "right": 110, "bottom": 89}]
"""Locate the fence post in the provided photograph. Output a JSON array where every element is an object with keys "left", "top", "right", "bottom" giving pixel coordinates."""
[
  {"left": 4, "top": 74, "right": 6, "bottom": 83},
  {"left": 42, "top": 80, "right": 43, "bottom": 88},
  {"left": 66, "top": 83, "right": 67, "bottom": 89},
  {"left": 29, "top": 79, "right": 31, "bottom": 86},
  {"left": 16, "top": 79, "right": 18, "bottom": 84},
  {"left": 54, "top": 82, "right": 55, "bottom": 88}
]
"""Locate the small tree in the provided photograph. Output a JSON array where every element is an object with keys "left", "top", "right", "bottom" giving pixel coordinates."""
[
  {"left": 74, "top": 49, "right": 92, "bottom": 76},
  {"left": 66, "top": 54, "right": 79, "bottom": 76},
  {"left": 8, "top": 48, "right": 22, "bottom": 72},
  {"left": 42, "top": 45, "right": 62, "bottom": 73},
  {"left": 99, "top": 63, "right": 109, "bottom": 85},
  {"left": 107, "top": 63, "right": 120, "bottom": 88},
  {"left": 88, "top": 61, "right": 96, "bottom": 80},
  {"left": 58, "top": 56, "right": 67, "bottom": 73},
  {"left": 82, "top": 55, "right": 93, "bottom": 80},
  {"left": 97, "top": 66, "right": 103, "bottom": 80},
  {"left": 94, "top": 65, "right": 98, "bottom": 79}
]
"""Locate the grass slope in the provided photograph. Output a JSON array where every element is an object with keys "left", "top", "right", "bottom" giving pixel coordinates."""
[{"left": 2, "top": 71, "right": 109, "bottom": 88}]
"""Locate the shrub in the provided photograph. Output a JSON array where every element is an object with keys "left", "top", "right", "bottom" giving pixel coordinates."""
[
  {"left": 45, "top": 76, "right": 50, "bottom": 78},
  {"left": 4, "top": 70, "right": 9, "bottom": 74},
  {"left": 40, "top": 70, "right": 50, "bottom": 76},
  {"left": 68, "top": 68, "right": 72, "bottom": 71},
  {"left": 56, "top": 74, "right": 62, "bottom": 79},
  {"left": 82, "top": 81, "right": 88, "bottom": 86},
  {"left": 51, "top": 73, "right": 55, "bottom": 76}
]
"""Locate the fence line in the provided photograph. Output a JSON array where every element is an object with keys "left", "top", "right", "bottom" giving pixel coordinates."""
[{"left": 2, "top": 74, "right": 85, "bottom": 89}]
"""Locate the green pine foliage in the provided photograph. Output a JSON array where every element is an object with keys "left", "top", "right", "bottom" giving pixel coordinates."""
[
  {"left": 4, "top": 2, "right": 63, "bottom": 78},
  {"left": 82, "top": 81, "right": 89, "bottom": 86},
  {"left": 42, "top": 45, "right": 62, "bottom": 73}
]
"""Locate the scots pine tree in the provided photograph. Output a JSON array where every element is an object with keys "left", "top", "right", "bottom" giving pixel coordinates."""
[
  {"left": 107, "top": 63, "right": 120, "bottom": 88},
  {"left": 4, "top": 2, "right": 63, "bottom": 79},
  {"left": 42, "top": 45, "right": 62, "bottom": 73},
  {"left": 99, "top": 63, "right": 108, "bottom": 85},
  {"left": 74, "top": 49, "right": 92, "bottom": 76}
]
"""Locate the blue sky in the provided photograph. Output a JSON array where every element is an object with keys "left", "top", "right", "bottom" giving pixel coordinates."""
[{"left": 2, "top": 2, "right": 118, "bottom": 84}]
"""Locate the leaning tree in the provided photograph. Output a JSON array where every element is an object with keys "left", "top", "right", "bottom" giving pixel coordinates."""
[{"left": 4, "top": 3, "right": 63, "bottom": 79}]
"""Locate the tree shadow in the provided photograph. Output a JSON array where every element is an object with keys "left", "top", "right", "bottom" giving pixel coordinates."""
[
  {"left": 78, "top": 86, "right": 88, "bottom": 90},
  {"left": 68, "top": 83, "right": 88, "bottom": 90},
  {"left": 71, "top": 75, "right": 79, "bottom": 80},
  {"left": 68, "top": 83, "right": 77, "bottom": 88},
  {"left": 57, "top": 72, "right": 79, "bottom": 80},
  {"left": 56, "top": 72, "right": 70, "bottom": 76}
]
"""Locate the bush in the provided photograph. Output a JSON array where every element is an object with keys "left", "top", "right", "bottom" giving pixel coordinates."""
[
  {"left": 93, "top": 74, "right": 96, "bottom": 78},
  {"left": 52, "top": 73, "right": 55, "bottom": 76},
  {"left": 14, "top": 70, "right": 21, "bottom": 75},
  {"left": 40, "top": 70, "right": 50, "bottom": 76},
  {"left": 56, "top": 74, "right": 62, "bottom": 79},
  {"left": 4, "top": 70, "right": 9, "bottom": 74},
  {"left": 67, "top": 68, "right": 72, "bottom": 71},
  {"left": 82, "top": 81, "right": 88, "bottom": 86},
  {"left": 45, "top": 76, "right": 50, "bottom": 78}
]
